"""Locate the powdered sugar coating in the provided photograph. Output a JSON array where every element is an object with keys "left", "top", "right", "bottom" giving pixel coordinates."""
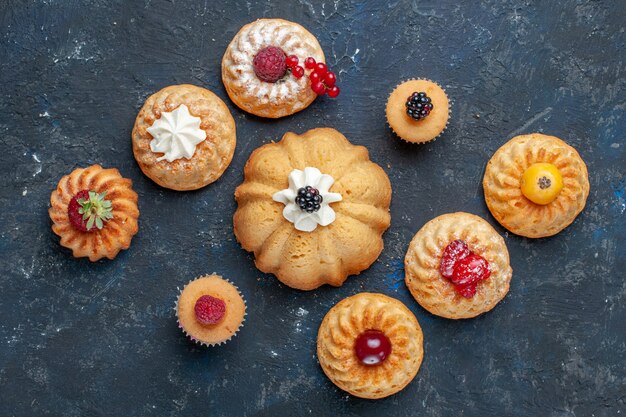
[{"left": 222, "top": 19, "right": 325, "bottom": 118}]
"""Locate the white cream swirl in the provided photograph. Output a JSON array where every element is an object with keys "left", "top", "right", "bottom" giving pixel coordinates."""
[
  {"left": 272, "top": 167, "right": 342, "bottom": 232},
  {"left": 147, "top": 104, "right": 206, "bottom": 162}
]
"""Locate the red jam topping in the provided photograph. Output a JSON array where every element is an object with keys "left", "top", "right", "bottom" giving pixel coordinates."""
[
  {"left": 194, "top": 295, "right": 226, "bottom": 325},
  {"left": 439, "top": 240, "right": 491, "bottom": 298},
  {"left": 439, "top": 239, "right": 470, "bottom": 278},
  {"left": 451, "top": 254, "right": 490, "bottom": 286},
  {"left": 354, "top": 329, "right": 392, "bottom": 366}
]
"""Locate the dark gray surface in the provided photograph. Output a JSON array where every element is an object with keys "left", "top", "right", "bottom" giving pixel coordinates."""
[{"left": 1, "top": 1, "right": 625, "bottom": 416}]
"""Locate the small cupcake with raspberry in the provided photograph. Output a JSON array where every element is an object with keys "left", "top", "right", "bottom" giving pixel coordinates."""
[
  {"left": 386, "top": 79, "right": 450, "bottom": 143},
  {"left": 176, "top": 274, "right": 246, "bottom": 346},
  {"left": 222, "top": 18, "right": 340, "bottom": 118},
  {"left": 49, "top": 164, "right": 139, "bottom": 261}
]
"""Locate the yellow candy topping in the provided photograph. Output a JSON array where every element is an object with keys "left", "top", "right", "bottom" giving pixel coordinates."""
[{"left": 520, "top": 163, "right": 564, "bottom": 205}]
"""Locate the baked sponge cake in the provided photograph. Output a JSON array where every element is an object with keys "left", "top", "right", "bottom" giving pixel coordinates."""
[
  {"left": 49, "top": 164, "right": 139, "bottom": 261},
  {"left": 132, "top": 84, "right": 236, "bottom": 191},
  {"left": 483, "top": 133, "right": 589, "bottom": 238},
  {"left": 222, "top": 18, "right": 325, "bottom": 118},
  {"left": 317, "top": 293, "right": 424, "bottom": 399},
  {"left": 404, "top": 212, "right": 512, "bottom": 319},
  {"left": 233, "top": 128, "right": 391, "bottom": 290}
]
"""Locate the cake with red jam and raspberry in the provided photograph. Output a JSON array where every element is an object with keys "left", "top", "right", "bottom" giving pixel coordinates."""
[
  {"left": 404, "top": 212, "right": 512, "bottom": 319},
  {"left": 132, "top": 84, "right": 236, "bottom": 191},
  {"left": 49, "top": 164, "right": 139, "bottom": 261},
  {"left": 386, "top": 79, "right": 449, "bottom": 143},
  {"left": 317, "top": 293, "right": 424, "bottom": 399},
  {"left": 233, "top": 128, "right": 391, "bottom": 290},
  {"left": 222, "top": 18, "right": 340, "bottom": 118},
  {"left": 483, "top": 133, "right": 590, "bottom": 238},
  {"left": 176, "top": 274, "right": 246, "bottom": 346}
]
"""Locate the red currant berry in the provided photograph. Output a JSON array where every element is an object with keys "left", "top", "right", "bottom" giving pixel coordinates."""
[
  {"left": 451, "top": 253, "right": 491, "bottom": 286},
  {"left": 354, "top": 329, "right": 392, "bottom": 366},
  {"left": 311, "top": 81, "right": 326, "bottom": 96},
  {"left": 323, "top": 71, "right": 336, "bottom": 87},
  {"left": 292, "top": 65, "right": 305, "bottom": 79},
  {"left": 309, "top": 71, "right": 321, "bottom": 84},
  {"left": 285, "top": 54, "right": 299, "bottom": 68},
  {"left": 327, "top": 85, "right": 340, "bottom": 98},
  {"left": 304, "top": 57, "right": 316, "bottom": 70},
  {"left": 439, "top": 240, "right": 470, "bottom": 279},
  {"left": 456, "top": 283, "right": 478, "bottom": 299},
  {"left": 314, "top": 62, "right": 327, "bottom": 76}
]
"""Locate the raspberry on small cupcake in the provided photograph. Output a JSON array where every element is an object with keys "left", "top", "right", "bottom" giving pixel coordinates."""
[{"left": 176, "top": 274, "right": 246, "bottom": 346}]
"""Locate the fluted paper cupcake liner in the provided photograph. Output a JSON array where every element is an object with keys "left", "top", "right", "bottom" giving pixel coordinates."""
[
  {"left": 386, "top": 77, "right": 451, "bottom": 144},
  {"left": 174, "top": 273, "right": 247, "bottom": 347}
]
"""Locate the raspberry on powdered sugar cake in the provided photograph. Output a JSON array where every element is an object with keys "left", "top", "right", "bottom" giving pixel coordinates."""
[{"left": 222, "top": 18, "right": 339, "bottom": 118}]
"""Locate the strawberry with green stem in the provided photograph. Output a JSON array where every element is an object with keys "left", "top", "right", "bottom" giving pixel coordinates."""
[{"left": 67, "top": 190, "right": 113, "bottom": 232}]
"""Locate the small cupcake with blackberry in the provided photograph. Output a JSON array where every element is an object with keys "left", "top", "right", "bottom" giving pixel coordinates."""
[
  {"left": 176, "top": 274, "right": 246, "bottom": 346},
  {"left": 386, "top": 79, "right": 450, "bottom": 143}
]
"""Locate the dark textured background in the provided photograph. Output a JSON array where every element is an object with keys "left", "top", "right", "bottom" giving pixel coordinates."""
[{"left": 1, "top": 0, "right": 625, "bottom": 416}]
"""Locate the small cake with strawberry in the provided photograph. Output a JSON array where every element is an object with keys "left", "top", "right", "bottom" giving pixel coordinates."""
[
  {"left": 132, "top": 84, "right": 236, "bottom": 191},
  {"left": 222, "top": 18, "right": 339, "bottom": 118},
  {"left": 176, "top": 274, "right": 246, "bottom": 346},
  {"left": 317, "top": 293, "right": 424, "bottom": 399},
  {"left": 483, "top": 133, "right": 590, "bottom": 238},
  {"left": 49, "top": 164, "right": 139, "bottom": 261},
  {"left": 404, "top": 212, "right": 512, "bottom": 319},
  {"left": 386, "top": 79, "right": 449, "bottom": 143}
]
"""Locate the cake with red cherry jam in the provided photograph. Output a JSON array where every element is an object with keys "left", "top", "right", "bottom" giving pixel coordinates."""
[
  {"left": 404, "top": 212, "right": 512, "bottom": 319},
  {"left": 49, "top": 164, "right": 139, "bottom": 261},
  {"left": 317, "top": 293, "right": 424, "bottom": 399}
]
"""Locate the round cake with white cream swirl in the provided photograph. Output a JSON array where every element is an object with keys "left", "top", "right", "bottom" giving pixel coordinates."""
[
  {"left": 132, "top": 84, "right": 236, "bottom": 191},
  {"left": 222, "top": 18, "right": 325, "bottom": 118}
]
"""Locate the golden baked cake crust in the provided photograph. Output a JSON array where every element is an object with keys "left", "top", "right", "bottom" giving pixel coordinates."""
[
  {"left": 233, "top": 128, "right": 392, "bottom": 290},
  {"left": 386, "top": 79, "right": 449, "bottom": 143},
  {"left": 317, "top": 293, "right": 424, "bottom": 399},
  {"left": 222, "top": 18, "right": 325, "bottom": 118},
  {"left": 176, "top": 275, "right": 246, "bottom": 346},
  {"left": 49, "top": 164, "right": 139, "bottom": 261},
  {"left": 404, "top": 212, "right": 512, "bottom": 319},
  {"left": 483, "top": 133, "right": 590, "bottom": 238},
  {"left": 132, "top": 84, "right": 236, "bottom": 191}
]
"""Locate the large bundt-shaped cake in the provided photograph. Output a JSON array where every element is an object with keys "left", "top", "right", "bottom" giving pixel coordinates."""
[{"left": 233, "top": 128, "right": 392, "bottom": 290}]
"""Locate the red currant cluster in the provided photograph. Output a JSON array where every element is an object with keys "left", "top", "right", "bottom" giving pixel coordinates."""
[{"left": 285, "top": 55, "right": 340, "bottom": 98}]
